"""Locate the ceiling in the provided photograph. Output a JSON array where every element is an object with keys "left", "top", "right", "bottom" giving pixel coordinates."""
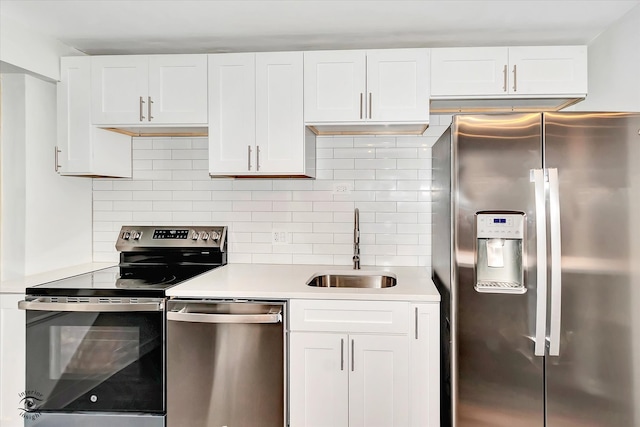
[{"left": 1, "top": 0, "right": 639, "bottom": 55}]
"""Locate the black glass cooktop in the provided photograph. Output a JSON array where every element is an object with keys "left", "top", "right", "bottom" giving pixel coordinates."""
[{"left": 26, "top": 265, "right": 217, "bottom": 298}]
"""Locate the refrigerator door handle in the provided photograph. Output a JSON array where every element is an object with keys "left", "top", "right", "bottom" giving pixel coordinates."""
[
  {"left": 531, "top": 168, "right": 548, "bottom": 356},
  {"left": 548, "top": 168, "right": 562, "bottom": 356}
]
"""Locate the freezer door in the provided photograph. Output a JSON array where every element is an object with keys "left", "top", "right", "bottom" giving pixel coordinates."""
[
  {"left": 544, "top": 112, "right": 640, "bottom": 427},
  {"left": 453, "top": 113, "right": 544, "bottom": 426}
]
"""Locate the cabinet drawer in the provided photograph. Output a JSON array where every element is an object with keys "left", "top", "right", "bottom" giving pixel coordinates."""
[{"left": 289, "top": 299, "right": 409, "bottom": 334}]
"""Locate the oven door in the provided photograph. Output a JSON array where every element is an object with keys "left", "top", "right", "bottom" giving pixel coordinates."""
[{"left": 18, "top": 298, "right": 165, "bottom": 414}]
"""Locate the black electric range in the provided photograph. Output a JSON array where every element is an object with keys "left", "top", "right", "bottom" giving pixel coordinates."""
[{"left": 26, "top": 225, "right": 228, "bottom": 298}]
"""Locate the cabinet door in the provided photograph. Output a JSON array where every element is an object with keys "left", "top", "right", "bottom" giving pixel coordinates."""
[
  {"left": 410, "top": 303, "right": 440, "bottom": 427},
  {"left": 349, "top": 334, "right": 409, "bottom": 427},
  {"left": 58, "top": 57, "right": 132, "bottom": 178},
  {"left": 508, "top": 46, "right": 587, "bottom": 95},
  {"left": 255, "top": 52, "right": 304, "bottom": 173},
  {"left": 91, "top": 56, "right": 148, "bottom": 124},
  {"left": 430, "top": 47, "right": 509, "bottom": 96},
  {"left": 148, "top": 54, "right": 208, "bottom": 124},
  {"left": 0, "top": 294, "right": 25, "bottom": 427},
  {"left": 208, "top": 53, "right": 256, "bottom": 175},
  {"left": 289, "top": 332, "right": 349, "bottom": 427},
  {"left": 366, "top": 49, "right": 430, "bottom": 122},
  {"left": 304, "top": 50, "right": 366, "bottom": 122}
]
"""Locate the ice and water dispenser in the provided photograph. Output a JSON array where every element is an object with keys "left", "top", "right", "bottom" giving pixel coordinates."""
[{"left": 475, "top": 212, "right": 526, "bottom": 294}]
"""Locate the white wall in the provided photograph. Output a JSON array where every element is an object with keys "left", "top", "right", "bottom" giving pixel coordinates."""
[
  {"left": 0, "top": 74, "right": 93, "bottom": 280},
  {"left": 577, "top": 4, "right": 640, "bottom": 111},
  {"left": 0, "top": 14, "right": 82, "bottom": 81},
  {"left": 92, "top": 116, "right": 451, "bottom": 266}
]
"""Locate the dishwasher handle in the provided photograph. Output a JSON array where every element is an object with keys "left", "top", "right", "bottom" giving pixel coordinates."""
[{"left": 167, "top": 307, "right": 282, "bottom": 324}]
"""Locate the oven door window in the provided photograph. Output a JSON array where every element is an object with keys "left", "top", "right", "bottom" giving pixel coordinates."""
[{"left": 25, "top": 310, "right": 164, "bottom": 413}]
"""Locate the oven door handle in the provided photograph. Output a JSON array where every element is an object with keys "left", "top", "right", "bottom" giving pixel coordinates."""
[
  {"left": 18, "top": 299, "right": 164, "bottom": 312},
  {"left": 167, "top": 309, "right": 282, "bottom": 324}
]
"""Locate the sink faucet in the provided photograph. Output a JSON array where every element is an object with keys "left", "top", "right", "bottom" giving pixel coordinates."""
[{"left": 353, "top": 208, "right": 360, "bottom": 269}]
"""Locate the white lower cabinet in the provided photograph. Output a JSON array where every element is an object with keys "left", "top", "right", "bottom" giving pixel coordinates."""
[
  {"left": 0, "top": 294, "right": 25, "bottom": 427},
  {"left": 288, "top": 299, "right": 438, "bottom": 427}
]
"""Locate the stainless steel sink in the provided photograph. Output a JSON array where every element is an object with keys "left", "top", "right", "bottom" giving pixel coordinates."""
[{"left": 306, "top": 271, "right": 397, "bottom": 288}]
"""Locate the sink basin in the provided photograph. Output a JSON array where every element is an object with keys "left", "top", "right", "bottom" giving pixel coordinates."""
[{"left": 306, "top": 271, "right": 397, "bottom": 288}]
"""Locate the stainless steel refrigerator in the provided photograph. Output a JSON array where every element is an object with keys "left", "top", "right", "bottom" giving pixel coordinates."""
[{"left": 432, "top": 112, "right": 640, "bottom": 427}]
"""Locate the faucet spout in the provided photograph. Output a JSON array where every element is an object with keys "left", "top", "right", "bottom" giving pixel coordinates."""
[{"left": 353, "top": 208, "right": 360, "bottom": 269}]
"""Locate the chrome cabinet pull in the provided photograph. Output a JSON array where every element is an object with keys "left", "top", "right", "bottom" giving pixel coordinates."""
[
  {"left": 148, "top": 96, "right": 153, "bottom": 121},
  {"left": 54, "top": 146, "right": 62, "bottom": 172},
  {"left": 247, "top": 145, "right": 252, "bottom": 171},
  {"left": 351, "top": 339, "right": 355, "bottom": 371},
  {"left": 359, "top": 93, "right": 363, "bottom": 119},
  {"left": 256, "top": 145, "right": 260, "bottom": 172},
  {"left": 513, "top": 65, "right": 517, "bottom": 92},
  {"left": 368, "top": 92, "right": 372, "bottom": 119},
  {"left": 139, "top": 96, "right": 145, "bottom": 121},
  {"left": 503, "top": 64, "right": 508, "bottom": 92},
  {"left": 415, "top": 306, "right": 419, "bottom": 339},
  {"left": 340, "top": 338, "right": 345, "bottom": 371}
]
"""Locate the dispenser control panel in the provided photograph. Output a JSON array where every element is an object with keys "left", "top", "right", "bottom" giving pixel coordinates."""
[{"left": 477, "top": 214, "right": 524, "bottom": 239}]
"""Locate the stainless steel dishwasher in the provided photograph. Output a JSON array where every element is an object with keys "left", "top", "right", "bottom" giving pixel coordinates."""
[{"left": 166, "top": 299, "right": 286, "bottom": 427}]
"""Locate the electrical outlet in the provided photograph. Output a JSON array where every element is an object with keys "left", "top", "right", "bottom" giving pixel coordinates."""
[
  {"left": 332, "top": 182, "right": 352, "bottom": 194},
  {"left": 272, "top": 230, "right": 290, "bottom": 245}
]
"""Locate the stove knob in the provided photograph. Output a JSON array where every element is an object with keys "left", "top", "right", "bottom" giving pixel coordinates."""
[
  {"left": 191, "top": 232, "right": 200, "bottom": 241},
  {"left": 210, "top": 231, "right": 221, "bottom": 241},
  {"left": 123, "top": 231, "right": 131, "bottom": 240},
  {"left": 133, "top": 231, "right": 141, "bottom": 240},
  {"left": 201, "top": 232, "right": 209, "bottom": 241}
]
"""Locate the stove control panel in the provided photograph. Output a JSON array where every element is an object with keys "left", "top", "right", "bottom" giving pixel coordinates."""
[{"left": 116, "top": 226, "right": 227, "bottom": 251}]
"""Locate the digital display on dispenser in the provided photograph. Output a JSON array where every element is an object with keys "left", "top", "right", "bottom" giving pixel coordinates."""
[{"left": 493, "top": 218, "right": 507, "bottom": 224}]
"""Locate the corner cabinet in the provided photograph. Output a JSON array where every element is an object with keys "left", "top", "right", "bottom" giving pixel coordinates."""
[
  {"left": 208, "top": 52, "right": 315, "bottom": 178},
  {"left": 91, "top": 54, "right": 208, "bottom": 125},
  {"left": 288, "top": 299, "right": 439, "bottom": 427},
  {"left": 303, "top": 49, "right": 430, "bottom": 134},
  {"left": 57, "top": 57, "right": 132, "bottom": 177},
  {"left": 0, "top": 294, "right": 25, "bottom": 427},
  {"left": 430, "top": 45, "right": 587, "bottom": 111}
]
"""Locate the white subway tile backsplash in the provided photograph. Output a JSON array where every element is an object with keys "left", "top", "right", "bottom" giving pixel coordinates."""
[{"left": 93, "top": 127, "right": 440, "bottom": 266}]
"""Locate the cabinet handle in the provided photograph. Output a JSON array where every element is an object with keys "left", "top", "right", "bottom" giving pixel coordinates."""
[
  {"left": 148, "top": 96, "right": 153, "bottom": 121},
  {"left": 256, "top": 145, "right": 260, "bottom": 172},
  {"left": 139, "top": 96, "right": 145, "bottom": 121},
  {"left": 359, "top": 93, "right": 363, "bottom": 119},
  {"left": 247, "top": 145, "right": 252, "bottom": 171},
  {"left": 340, "top": 338, "right": 345, "bottom": 371},
  {"left": 513, "top": 65, "right": 517, "bottom": 92},
  {"left": 503, "top": 65, "right": 508, "bottom": 92},
  {"left": 54, "top": 146, "right": 62, "bottom": 172},
  {"left": 351, "top": 339, "right": 355, "bottom": 371},
  {"left": 415, "top": 306, "right": 419, "bottom": 339},
  {"left": 368, "top": 92, "right": 372, "bottom": 119}
]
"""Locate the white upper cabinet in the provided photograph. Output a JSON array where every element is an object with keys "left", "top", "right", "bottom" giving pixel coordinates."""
[
  {"left": 431, "top": 46, "right": 587, "bottom": 97},
  {"left": 304, "top": 49, "right": 430, "bottom": 126},
  {"left": 209, "top": 51, "right": 315, "bottom": 177},
  {"left": 91, "top": 54, "right": 207, "bottom": 125},
  {"left": 57, "top": 56, "right": 132, "bottom": 177}
]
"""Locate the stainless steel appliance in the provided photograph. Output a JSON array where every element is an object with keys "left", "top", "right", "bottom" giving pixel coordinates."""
[
  {"left": 18, "top": 225, "right": 227, "bottom": 427},
  {"left": 432, "top": 112, "right": 640, "bottom": 427},
  {"left": 167, "top": 299, "right": 286, "bottom": 427}
]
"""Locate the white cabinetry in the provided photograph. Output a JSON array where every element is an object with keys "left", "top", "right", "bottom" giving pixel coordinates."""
[
  {"left": 57, "top": 56, "right": 131, "bottom": 177},
  {"left": 0, "top": 294, "right": 25, "bottom": 427},
  {"left": 208, "top": 52, "right": 315, "bottom": 177},
  {"left": 304, "top": 49, "right": 430, "bottom": 134},
  {"left": 410, "top": 303, "right": 440, "bottom": 427},
  {"left": 430, "top": 46, "right": 587, "bottom": 111},
  {"left": 289, "top": 299, "right": 427, "bottom": 427},
  {"left": 91, "top": 54, "right": 207, "bottom": 125}
]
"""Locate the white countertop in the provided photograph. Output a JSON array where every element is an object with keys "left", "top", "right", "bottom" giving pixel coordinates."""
[
  {"left": 0, "top": 262, "right": 117, "bottom": 294},
  {"left": 167, "top": 264, "right": 440, "bottom": 302}
]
